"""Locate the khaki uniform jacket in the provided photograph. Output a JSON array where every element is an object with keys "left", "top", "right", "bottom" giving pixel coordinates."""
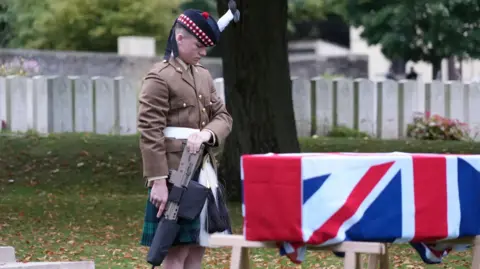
[{"left": 137, "top": 57, "right": 233, "bottom": 182}]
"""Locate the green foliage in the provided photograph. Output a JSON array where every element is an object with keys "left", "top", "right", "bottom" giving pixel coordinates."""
[
  {"left": 0, "top": 0, "right": 12, "bottom": 47},
  {"left": 299, "top": 136, "right": 480, "bottom": 154},
  {"left": 2, "top": 1, "right": 52, "bottom": 49},
  {"left": 1, "top": 1, "right": 47, "bottom": 49},
  {"left": 326, "top": 126, "right": 371, "bottom": 139},
  {"left": 2, "top": 0, "right": 342, "bottom": 51},
  {"left": 288, "top": 0, "right": 343, "bottom": 22},
  {"left": 342, "top": 0, "right": 480, "bottom": 76},
  {"left": 288, "top": 0, "right": 328, "bottom": 22},
  {"left": 321, "top": 72, "right": 343, "bottom": 79},
  {"left": 209, "top": 0, "right": 341, "bottom": 34},
  {"left": 5, "top": 0, "right": 184, "bottom": 52},
  {"left": 181, "top": 0, "right": 216, "bottom": 15},
  {"left": 406, "top": 112, "right": 471, "bottom": 141},
  {"left": 287, "top": 0, "right": 343, "bottom": 34}
]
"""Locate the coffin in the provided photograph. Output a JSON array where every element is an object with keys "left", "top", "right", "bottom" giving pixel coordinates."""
[{"left": 240, "top": 152, "right": 480, "bottom": 246}]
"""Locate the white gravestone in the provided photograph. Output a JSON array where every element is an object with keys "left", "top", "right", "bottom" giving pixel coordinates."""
[
  {"left": 71, "top": 76, "right": 94, "bottom": 133},
  {"left": 416, "top": 80, "right": 426, "bottom": 115},
  {"left": 26, "top": 79, "right": 34, "bottom": 131},
  {"left": 93, "top": 77, "right": 116, "bottom": 134},
  {"left": 313, "top": 77, "right": 333, "bottom": 136},
  {"left": 115, "top": 76, "right": 138, "bottom": 135},
  {"left": 399, "top": 80, "right": 419, "bottom": 137},
  {"left": 355, "top": 78, "right": 377, "bottom": 136},
  {"left": 378, "top": 80, "right": 399, "bottom": 139},
  {"left": 47, "top": 76, "right": 74, "bottom": 133},
  {"left": 334, "top": 78, "right": 354, "bottom": 129},
  {"left": 291, "top": 76, "right": 311, "bottom": 137},
  {"left": 31, "top": 76, "right": 48, "bottom": 134},
  {"left": 0, "top": 77, "right": 6, "bottom": 130},
  {"left": 467, "top": 82, "right": 480, "bottom": 140},
  {"left": 0, "top": 261, "right": 95, "bottom": 269},
  {"left": 447, "top": 81, "right": 467, "bottom": 123},
  {"left": 8, "top": 76, "right": 30, "bottom": 132},
  {"left": 0, "top": 246, "right": 15, "bottom": 262},
  {"left": 427, "top": 80, "right": 446, "bottom": 117}
]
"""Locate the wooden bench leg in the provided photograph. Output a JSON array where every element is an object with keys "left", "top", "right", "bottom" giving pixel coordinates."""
[
  {"left": 379, "top": 243, "right": 389, "bottom": 269},
  {"left": 209, "top": 234, "right": 386, "bottom": 269},
  {"left": 367, "top": 254, "right": 380, "bottom": 269},
  {"left": 344, "top": 252, "right": 356, "bottom": 269},
  {"left": 356, "top": 253, "right": 362, "bottom": 268},
  {"left": 472, "top": 236, "right": 480, "bottom": 269},
  {"left": 230, "top": 246, "right": 250, "bottom": 269},
  {"left": 345, "top": 252, "right": 363, "bottom": 269}
]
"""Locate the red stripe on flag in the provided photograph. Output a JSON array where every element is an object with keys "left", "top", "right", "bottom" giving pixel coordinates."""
[
  {"left": 412, "top": 156, "right": 448, "bottom": 241},
  {"left": 307, "top": 161, "right": 394, "bottom": 245},
  {"left": 242, "top": 155, "right": 303, "bottom": 242}
]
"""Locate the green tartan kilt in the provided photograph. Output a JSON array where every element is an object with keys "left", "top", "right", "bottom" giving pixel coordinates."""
[{"left": 140, "top": 188, "right": 201, "bottom": 247}]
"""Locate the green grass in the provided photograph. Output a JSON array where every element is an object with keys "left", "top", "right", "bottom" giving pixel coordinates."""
[{"left": 0, "top": 133, "right": 476, "bottom": 268}]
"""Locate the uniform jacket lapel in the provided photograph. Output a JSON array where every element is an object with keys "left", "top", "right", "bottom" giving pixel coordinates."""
[
  {"left": 192, "top": 65, "right": 203, "bottom": 93},
  {"left": 170, "top": 57, "right": 196, "bottom": 90}
]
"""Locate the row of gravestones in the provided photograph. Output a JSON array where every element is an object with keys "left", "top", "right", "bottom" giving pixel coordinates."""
[
  {"left": 2, "top": 75, "right": 480, "bottom": 139},
  {"left": 289, "top": 77, "right": 480, "bottom": 139},
  {"left": 0, "top": 75, "right": 138, "bottom": 135},
  {"left": 0, "top": 246, "right": 95, "bottom": 268},
  {"left": 0, "top": 75, "right": 226, "bottom": 136}
]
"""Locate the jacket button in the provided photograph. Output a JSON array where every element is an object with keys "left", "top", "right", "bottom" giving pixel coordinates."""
[
  {"left": 202, "top": 121, "right": 206, "bottom": 126},
  {"left": 202, "top": 108, "right": 206, "bottom": 112},
  {"left": 209, "top": 101, "right": 212, "bottom": 105},
  {"left": 198, "top": 94, "right": 202, "bottom": 99},
  {"left": 183, "top": 103, "right": 186, "bottom": 107}
]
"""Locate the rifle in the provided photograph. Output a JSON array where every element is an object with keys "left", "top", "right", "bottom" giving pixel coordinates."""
[{"left": 147, "top": 143, "right": 208, "bottom": 267}]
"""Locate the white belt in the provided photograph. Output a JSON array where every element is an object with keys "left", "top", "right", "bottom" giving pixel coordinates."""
[{"left": 163, "top": 127, "right": 200, "bottom": 139}]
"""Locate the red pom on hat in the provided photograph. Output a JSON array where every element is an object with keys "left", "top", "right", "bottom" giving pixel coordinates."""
[{"left": 202, "top": 12, "right": 209, "bottom": 19}]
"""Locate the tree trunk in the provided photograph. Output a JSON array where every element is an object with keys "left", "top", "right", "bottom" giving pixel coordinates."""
[
  {"left": 432, "top": 58, "right": 442, "bottom": 80},
  {"left": 391, "top": 58, "right": 406, "bottom": 76},
  {"left": 447, "top": 56, "right": 456, "bottom": 80},
  {"left": 216, "top": 0, "right": 300, "bottom": 201}
]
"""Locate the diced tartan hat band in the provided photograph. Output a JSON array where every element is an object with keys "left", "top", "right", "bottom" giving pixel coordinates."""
[{"left": 163, "top": 7, "right": 239, "bottom": 60}]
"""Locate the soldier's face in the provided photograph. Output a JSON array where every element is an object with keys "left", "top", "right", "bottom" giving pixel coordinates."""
[{"left": 177, "top": 33, "right": 207, "bottom": 65}]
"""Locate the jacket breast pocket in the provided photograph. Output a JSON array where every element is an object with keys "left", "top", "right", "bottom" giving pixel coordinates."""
[{"left": 169, "top": 98, "right": 195, "bottom": 126}]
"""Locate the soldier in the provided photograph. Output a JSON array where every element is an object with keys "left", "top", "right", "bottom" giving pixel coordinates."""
[{"left": 137, "top": 7, "right": 238, "bottom": 269}]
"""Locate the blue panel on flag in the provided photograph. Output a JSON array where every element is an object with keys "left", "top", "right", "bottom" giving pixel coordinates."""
[
  {"left": 303, "top": 174, "right": 330, "bottom": 204},
  {"left": 346, "top": 170, "right": 402, "bottom": 242},
  {"left": 457, "top": 158, "right": 480, "bottom": 236}
]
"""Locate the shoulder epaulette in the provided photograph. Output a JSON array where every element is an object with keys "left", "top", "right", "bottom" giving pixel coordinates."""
[
  {"left": 148, "top": 60, "right": 171, "bottom": 76},
  {"left": 194, "top": 62, "right": 207, "bottom": 69},
  {"left": 158, "top": 60, "right": 170, "bottom": 71}
]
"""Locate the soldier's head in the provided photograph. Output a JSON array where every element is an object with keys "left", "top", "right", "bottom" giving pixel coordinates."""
[
  {"left": 163, "top": 8, "right": 238, "bottom": 63},
  {"left": 174, "top": 23, "right": 207, "bottom": 65}
]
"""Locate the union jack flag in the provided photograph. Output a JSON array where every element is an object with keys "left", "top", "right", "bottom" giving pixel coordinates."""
[{"left": 241, "top": 152, "right": 480, "bottom": 264}]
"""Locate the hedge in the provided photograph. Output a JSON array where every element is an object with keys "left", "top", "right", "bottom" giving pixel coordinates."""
[{"left": 299, "top": 136, "right": 480, "bottom": 154}]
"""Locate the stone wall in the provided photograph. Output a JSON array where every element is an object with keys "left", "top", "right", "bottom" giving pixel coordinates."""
[
  {"left": 288, "top": 54, "right": 368, "bottom": 79},
  {"left": 0, "top": 48, "right": 368, "bottom": 84}
]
